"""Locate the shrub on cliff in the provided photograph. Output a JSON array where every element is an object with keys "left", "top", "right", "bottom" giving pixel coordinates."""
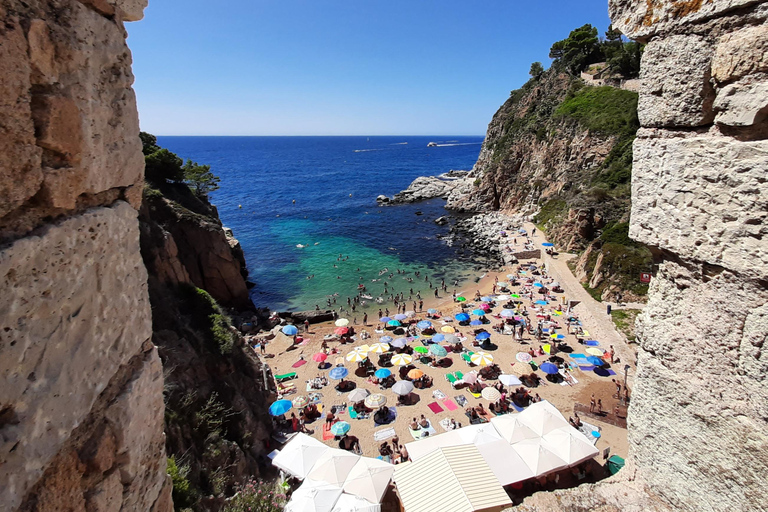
[{"left": 178, "top": 284, "right": 237, "bottom": 355}]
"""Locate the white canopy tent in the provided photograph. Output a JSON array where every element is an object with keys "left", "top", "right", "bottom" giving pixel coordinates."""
[
  {"left": 285, "top": 479, "right": 344, "bottom": 512},
  {"left": 474, "top": 439, "right": 535, "bottom": 485},
  {"left": 331, "top": 493, "right": 380, "bottom": 512},
  {"left": 511, "top": 437, "right": 569, "bottom": 476},
  {"left": 342, "top": 457, "right": 395, "bottom": 504},
  {"left": 489, "top": 414, "right": 539, "bottom": 444},
  {"left": 273, "top": 433, "right": 331, "bottom": 479},
  {"left": 455, "top": 423, "right": 503, "bottom": 446},
  {"left": 542, "top": 426, "right": 599, "bottom": 466},
  {"left": 404, "top": 430, "right": 464, "bottom": 461},
  {"left": 517, "top": 401, "right": 570, "bottom": 436},
  {"left": 307, "top": 448, "right": 361, "bottom": 487}
]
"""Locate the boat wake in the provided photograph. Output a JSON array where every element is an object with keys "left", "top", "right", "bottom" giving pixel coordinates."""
[
  {"left": 434, "top": 143, "right": 482, "bottom": 147},
  {"left": 353, "top": 149, "right": 383, "bottom": 153}
]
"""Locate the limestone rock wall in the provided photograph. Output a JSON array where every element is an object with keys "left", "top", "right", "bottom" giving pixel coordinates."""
[{"left": 0, "top": 0, "right": 169, "bottom": 510}]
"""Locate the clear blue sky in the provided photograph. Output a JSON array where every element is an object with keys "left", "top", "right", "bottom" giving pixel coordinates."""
[{"left": 128, "top": 0, "right": 611, "bottom": 136}]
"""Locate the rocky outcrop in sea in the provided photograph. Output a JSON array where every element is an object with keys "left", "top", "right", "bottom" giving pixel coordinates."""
[{"left": 377, "top": 170, "right": 475, "bottom": 205}]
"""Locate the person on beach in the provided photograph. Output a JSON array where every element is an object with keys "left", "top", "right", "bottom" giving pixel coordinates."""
[
  {"left": 590, "top": 394, "right": 596, "bottom": 413},
  {"left": 304, "top": 320, "right": 310, "bottom": 332}
]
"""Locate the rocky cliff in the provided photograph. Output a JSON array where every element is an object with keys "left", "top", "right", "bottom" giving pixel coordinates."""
[
  {"left": 454, "top": 63, "right": 652, "bottom": 301},
  {"left": 519, "top": 1, "right": 768, "bottom": 510},
  {"left": 0, "top": 1, "right": 171, "bottom": 511}
]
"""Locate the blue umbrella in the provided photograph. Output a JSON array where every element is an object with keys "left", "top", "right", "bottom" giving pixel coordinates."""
[
  {"left": 269, "top": 399, "right": 292, "bottom": 416},
  {"left": 533, "top": 283, "right": 543, "bottom": 288},
  {"left": 380, "top": 336, "right": 393, "bottom": 343},
  {"left": 471, "top": 309, "right": 486, "bottom": 316},
  {"left": 380, "top": 317, "right": 391, "bottom": 323},
  {"left": 535, "top": 300, "right": 548, "bottom": 305},
  {"left": 329, "top": 367, "right": 349, "bottom": 380},
  {"left": 500, "top": 309, "right": 515, "bottom": 318},
  {"left": 427, "top": 308, "right": 438, "bottom": 314},
  {"left": 470, "top": 320, "right": 483, "bottom": 326},
  {"left": 542, "top": 242, "right": 554, "bottom": 247},
  {"left": 476, "top": 332, "right": 491, "bottom": 340},
  {"left": 387, "top": 320, "right": 402, "bottom": 327},
  {"left": 584, "top": 340, "right": 600, "bottom": 346},
  {"left": 390, "top": 338, "right": 407, "bottom": 348},
  {"left": 455, "top": 313, "right": 470, "bottom": 322},
  {"left": 375, "top": 368, "right": 391, "bottom": 379},
  {"left": 432, "top": 334, "right": 446, "bottom": 342},
  {"left": 330, "top": 421, "right": 351, "bottom": 436},
  {"left": 481, "top": 296, "right": 493, "bottom": 302},
  {"left": 282, "top": 325, "right": 298, "bottom": 336},
  {"left": 586, "top": 356, "right": 605, "bottom": 366},
  {"left": 594, "top": 367, "right": 610, "bottom": 377},
  {"left": 417, "top": 320, "right": 433, "bottom": 329},
  {"left": 539, "top": 362, "right": 559, "bottom": 374},
  {"left": 394, "top": 314, "right": 408, "bottom": 321}
]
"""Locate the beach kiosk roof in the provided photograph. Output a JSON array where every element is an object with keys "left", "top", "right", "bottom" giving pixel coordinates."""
[{"left": 394, "top": 445, "right": 512, "bottom": 512}]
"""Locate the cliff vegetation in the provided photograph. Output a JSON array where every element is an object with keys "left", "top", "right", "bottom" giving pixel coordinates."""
[{"left": 464, "top": 24, "right": 652, "bottom": 301}]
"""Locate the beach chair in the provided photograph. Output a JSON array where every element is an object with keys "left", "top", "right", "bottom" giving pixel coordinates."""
[
  {"left": 454, "top": 371, "right": 464, "bottom": 381},
  {"left": 275, "top": 372, "right": 297, "bottom": 383},
  {"left": 461, "top": 352, "right": 474, "bottom": 364},
  {"left": 277, "top": 382, "right": 296, "bottom": 396},
  {"left": 445, "top": 373, "right": 458, "bottom": 386}
]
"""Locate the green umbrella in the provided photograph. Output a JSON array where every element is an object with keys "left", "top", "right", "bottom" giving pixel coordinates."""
[
  {"left": 429, "top": 344, "right": 448, "bottom": 357},
  {"left": 414, "top": 346, "right": 429, "bottom": 354},
  {"left": 455, "top": 296, "right": 466, "bottom": 302}
]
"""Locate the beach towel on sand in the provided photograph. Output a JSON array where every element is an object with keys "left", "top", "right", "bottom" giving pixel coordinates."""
[
  {"left": 408, "top": 421, "right": 437, "bottom": 440},
  {"left": 454, "top": 395, "right": 468, "bottom": 407},
  {"left": 292, "top": 359, "right": 307, "bottom": 368},
  {"left": 439, "top": 418, "right": 458, "bottom": 431},
  {"left": 442, "top": 399, "right": 458, "bottom": 411},
  {"left": 432, "top": 389, "right": 447, "bottom": 400},
  {"left": 322, "top": 423, "right": 335, "bottom": 440},
  {"left": 374, "top": 427, "right": 397, "bottom": 441},
  {"left": 427, "top": 402, "right": 444, "bottom": 414}
]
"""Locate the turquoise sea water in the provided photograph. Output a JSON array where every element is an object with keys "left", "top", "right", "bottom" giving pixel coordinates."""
[{"left": 157, "top": 136, "right": 484, "bottom": 312}]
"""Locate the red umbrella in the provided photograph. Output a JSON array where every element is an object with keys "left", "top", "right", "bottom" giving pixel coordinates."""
[
  {"left": 313, "top": 352, "right": 327, "bottom": 362},
  {"left": 335, "top": 327, "right": 349, "bottom": 335}
]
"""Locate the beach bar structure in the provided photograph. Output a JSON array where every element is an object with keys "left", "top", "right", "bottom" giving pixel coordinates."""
[{"left": 394, "top": 445, "right": 513, "bottom": 512}]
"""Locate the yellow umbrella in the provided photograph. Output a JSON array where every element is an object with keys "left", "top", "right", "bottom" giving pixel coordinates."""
[
  {"left": 542, "top": 344, "right": 551, "bottom": 354},
  {"left": 470, "top": 352, "right": 494, "bottom": 366},
  {"left": 441, "top": 326, "right": 456, "bottom": 333},
  {"left": 586, "top": 347, "right": 605, "bottom": 356},
  {"left": 553, "top": 310, "right": 563, "bottom": 316},
  {"left": 335, "top": 318, "right": 350, "bottom": 327},
  {"left": 368, "top": 342, "right": 390, "bottom": 354},
  {"left": 391, "top": 354, "right": 413, "bottom": 366},
  {"left": 346, "top": 348, "right": 368, "bottom": 362},
  {"left": 356, "top": 344, "right": 371, "bottom": 352}
]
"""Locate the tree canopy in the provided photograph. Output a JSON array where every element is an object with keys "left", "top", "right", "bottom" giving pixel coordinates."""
[
  {"left": 529, "top": 62, "right": 544, "bottom": 79},
  {"left": 549, "top": 24, "right": 601, "bottom": 75},
  {"left": 183, "top": 160, "right": 220, "bottom": 198}
]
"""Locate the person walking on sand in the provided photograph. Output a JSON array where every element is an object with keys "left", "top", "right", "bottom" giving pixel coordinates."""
[
  {"left": 597, "top": 399, "right": 603, "bottom": 415},
  {"left": 363, "top": 313, "right": 368, "bottom": 325},
  {"left": 304, "top": 319, "right": 310, "bottom": 332},
  {"left": 589, "top": 394, "right": 596, "bottom": 413},
  {"left": 609, "top": 345, "right": 616, "bottom": 363}
]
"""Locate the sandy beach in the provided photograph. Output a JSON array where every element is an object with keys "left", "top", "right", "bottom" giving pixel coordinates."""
[{"left": 257, "top": 224, "right": 636, "bottom": 467}]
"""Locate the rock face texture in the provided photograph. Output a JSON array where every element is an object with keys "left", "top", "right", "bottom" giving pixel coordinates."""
[
  {"left": 521, "top": 1, "right": 768, "bottom": 510},
  {"left": 0, "top": 1, "right": 169, "bottom": 511}
]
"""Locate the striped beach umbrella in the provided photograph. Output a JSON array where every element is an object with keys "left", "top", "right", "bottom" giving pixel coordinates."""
[
  {"left": 391, "top": 354, "right": 413, "bottom": 366},
  {"left": 369, "top": 342, "right": 390, "bottom": 354},
  {"left": 346, "top": 348, "right": 368, "bottom": 362},
  {"left": 364, "top": 393, "right": 387, "bottom": 408},
  {"left": 429, "top": 344, "right": 448, "bottom": 357},
  {"left": 330, "top": 421, "right": 351, "bottom": 436},
  {"left": 471, "top": 352, "right": 494, "bottom": 366},
  {"left": 293, "top": 395, "right": 310, "bottom": 408}
]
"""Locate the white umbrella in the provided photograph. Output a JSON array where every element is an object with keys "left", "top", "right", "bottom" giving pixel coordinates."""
[
  {"left": 404, "top": 310, "right": 416, "bottom": 318},
  {"left": 307, "top": 449, "right": 361, "bottom": 487},
  {"left": 444, "top": 334, "right": 461, "bottom": 344},
  {"left": 364, "top": 393, "right": 387, "bottom": 408},
  {"left": 462, "top": 371, "right": 478, "bottom": 384},
  {"left": 285, "top": 478, "right": 343, "bottom": 512},
  {"left": 335, "top": 318, "right": 350, "bottom": 327},
  {"left": 511, "top": 438, "right": 569, "bottom": 476},
  {"left": 490, "top": 414, "right": 539, "bottom": 445},
  {"left": 518, "top": 400, "right": 570, "bottom": 437},
  {"left": 471, "top": 352, "right": 494, "bottom": 366},
  {"left": 331, "top": 493, "right": 379, "bottom": 512},
  {"left": 368, "top": 342, "right": 390, "bottom": 354},
  {"left": 456, "top": 423, "right": 503, "bottom": 446},
  {"left": 273, "top": 433, "right": 330, "bottom": 478},
  {"left": 391, "top": 354, "right": 412, "bottom": 366},
  {"left": 342, "top": 457, "right": 395, "bottom": 504},
  {"left": 542, "top": 427, "right": 600, "bottom": 466},
  {"left": 499, "top": 374, "right": 522, "bottom": 386},
  {"left": 346, "top": 348, "right": 368, "bottom": 363},
  {"left": 481, "top": 387, "right": 501, "bottom": 401},
  {"left": 391, "top": 380, "right": 414, "bottom": 396},
  {"left": 495, "top": 295, "right": 511, "bottom": 301},
  {"left": 348, "top": 388, "right": 370, "bottom": 403}
]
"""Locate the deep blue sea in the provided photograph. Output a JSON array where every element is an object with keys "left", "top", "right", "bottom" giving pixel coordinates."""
[{"left": 157, "top": 136, "right": 485, "bottom": 313}]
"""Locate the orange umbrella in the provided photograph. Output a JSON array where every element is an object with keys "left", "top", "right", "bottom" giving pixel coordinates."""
[{"left": 407, "top": 368, "right": 424, "bottom": 379}]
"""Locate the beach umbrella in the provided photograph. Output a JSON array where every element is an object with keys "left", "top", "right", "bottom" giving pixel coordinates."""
[
  {"left": 533, "top": 283, "right": 543, "bottom": 288},
  {"left": 364, "top": 393, "right": 387, "bottom": 408},
  {"left": 499, "top": 374, "right": 522, "bottom": 386},
  {"left": 379, "top": 335, "right": 393, "bottom": 343},
  {"left": 379, "top": 317, "right": 391, "bottom": 323},
  {"left": 346, "top": 349, "right": 368, "bottom": 363},
  {"left": 342, "top": 457, "right": 395, "bottom": 504},
  {"left": 455, "top": 296, "right": 466, "bottom": 302},
  {"left": 586, "top": 347, "right": 605, "bottom": 356},
  {"left": 293, "top": 395, "right": 310, "bottom": 408},
  {"left": 476, "top": 332, "right": 491, "bottom": 341},
  {"left": 535, "top": 300, "right": 548, "bottom": 305},
  {"left": 407, "top": 368, "right": 424, "bottom": 380},
  {"left": 455, "top": 313, "right": 470, "bottom": 322},
  {"left": 392, "top": 380, "right": 414, "bottom": 396},
  {"left": 404, "top": 310, "right": 415, "bottom": 317},
  {"left": 539, "top": 362, "right": 559, "bottom": 375},
  {"left": 542, "top": 344, "right": 551, "bottom": 354},
  {"left": 470, "top": 320, "right": 483, "bottom": 326},
  {"left": 357, "top": 344, "right": 371, "bottom": 352},
  {"left": 506, "top": 274, "right": 516, "bottom": 279},
  {"left": 335, "top": 318, "right": 350, "bottom": 327},
  {"left": 510, "top": 294, "right": 521, "bottom": 299},
  {"left": 307, "top": 450, "right": 361, "bottom": 488},
  {"left": 471, "top": 352, "right": 494, "bottom": 366},
  {"left": 394, "top": 314, "right": 408, "bottom": 321},
  {"left": 429, "top": 344, "right": 448, "bottom": 357},
  {"left": 313, "top": 352, "right": 328, "bottom": 362},
  {"left": 387, "top": 320, "right": 401, "bottom": 327},
  {"left": 417, "top": 320, "right": 433, "bottom": 329},
  {"left": 330, "top": 421, "right": 351, "bottom": 436},
  {"left": 329, "top": 367, "right": 349, "bottom": 380},
  {"left": 550, "top": 282, "right": 560, "bottom": 288},
  {"left": 335, "top": 327, "right": 350, "bottom": 335},
  {"left": 432, "top": 333, "right": 445, "bottom": 342},
  {"left": 481, "top": 387, "right": 501, "bottom": 401},
  {"left": 427, "top": 308, "right": 438, "bottom": 314},
  {"left": 471, "top": 308, "right": 486, "bottom": 316},
  {"left": 348, "top": 388, "right": 370, "bottom": 403},
  {"left": 587, "top": 356, "right": 605, "bottom": 366},
  {"left": 462, "top": 372, "right": 478, "bottom": 384},
  {"left": 542, "top": 242, "right": 554, "bottom": 247},
  {"left": 390, "top": 338, "right": 407, "bottom": 348},
  {"left": 413, "top": 346, "right": 428, "bottom": 354},
  {"left": 369, "top": 342, "right": 389, "bottom": 354},
  {"left": 282, "top": 325, "right": 299, "bottom": 336},
  {"left": 594, "top": 367, "right": 610, "bottom": 377},
  {"left": 497, "top": 282, "right": 509, "bottom": 288},
  {"left": 500, "top": 309, "right": 516, "bottom": 318},
  {"left": 391, "top": 354, "right": 413, "bottom": 366},
  {"left": 518, "top": 228, "right": 527, "bottom": 233},
  {"left": 481, "top": 296, "right": 494, "bottom": 302},
  {"left": 516, "top": 352, "right": 532, "bottom": 363},
  {"left": 374, "top": 368, "right": 391, "bottom": 379},
  {"left": 285, "top": 478, "right": 343, "bottom": 512},
  {"left": 273, "top": 435, "right": 330, "bottom": 479},
  {"left": 441, "top": 326, "right": 456, "bottom": 333},
  {"left": 444, "top": 334, "right": 460, "bottom": 344},
  {"left": 269, "top": 399, "right": 293, "bottom": 416}
]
